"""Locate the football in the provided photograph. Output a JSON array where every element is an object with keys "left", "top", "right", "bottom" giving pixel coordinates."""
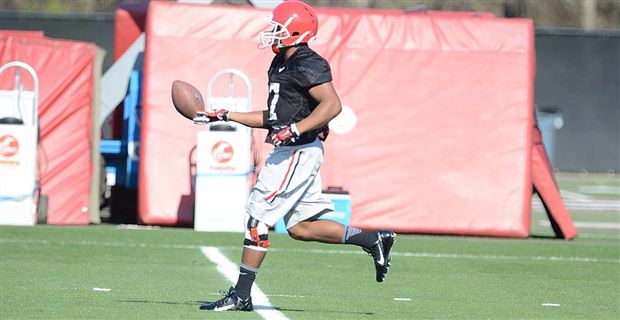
[{"left": 171, "top": 80, "right": 205, "bottom": 120}]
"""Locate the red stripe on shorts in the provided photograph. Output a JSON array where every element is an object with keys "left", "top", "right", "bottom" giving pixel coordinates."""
[{"left": 264, "top": 150, "right": 298, "bottom": 201}]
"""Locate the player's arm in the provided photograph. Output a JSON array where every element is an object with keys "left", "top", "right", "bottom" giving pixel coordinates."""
[
  {"left": 228, "top": 110, "right": 266, "bottom": 128},
  {"left": 294, "top": 82, "right": 342, "bottom": 134},
  {"left": 269, "top": 82, "right": 341, "bottom": 146},
  {"left": 193, "top": 110, "right": 266, "bottom": 129}
]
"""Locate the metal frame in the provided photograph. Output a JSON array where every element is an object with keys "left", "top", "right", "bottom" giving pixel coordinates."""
[
  {"left": 206, "top": 68, "right": 253, "bottom": 113},
  {"left": 0, "top": 61, "right": 40, "bottom": 130}
]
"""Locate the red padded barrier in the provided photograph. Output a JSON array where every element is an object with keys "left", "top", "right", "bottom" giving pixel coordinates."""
[
  {"left": 0, "top": 30, "right": 44, "bottom": 39},
  {"left": 114, "top": 3, "right": 147, "bottom": 60},
  {"left": 1, "top": 36, "right": 96, "bottom": 225},
  {"left": 532, "top": 126, "right": 577, "bottom": 239},
  {"left": 140, "top": 2, "right": 535, "bottom": 237},
  {"left": 316, "top": 10, "right": 535, "bottom": 237}
]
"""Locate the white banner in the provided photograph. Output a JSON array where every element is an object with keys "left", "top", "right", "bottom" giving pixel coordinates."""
[
  {"left": 194, "top": 130, "right": 252, "bottom": 232},
  {"left": 0, "top": 125, "right": 37, "bottom": 225}
]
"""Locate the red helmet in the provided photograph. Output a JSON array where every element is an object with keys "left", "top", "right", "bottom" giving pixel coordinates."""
[{"left": 259, "top": 1, "right": 318, "bottom": 52}]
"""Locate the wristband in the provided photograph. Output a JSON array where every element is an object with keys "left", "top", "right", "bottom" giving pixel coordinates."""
[{"left": 290, "top": 123, "right": 300, "bottom": 137}]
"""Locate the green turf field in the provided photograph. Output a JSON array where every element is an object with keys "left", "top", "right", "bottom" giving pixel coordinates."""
[
  {"left": 1, "top": 172, "right": 619, "bottom": 319},
  {"left": 0, "top": 224, "right": 618, "bottom": 319}
]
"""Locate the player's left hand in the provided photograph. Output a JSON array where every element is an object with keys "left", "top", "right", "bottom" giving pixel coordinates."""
[
  {"left": 271, "top": 124, "right": 300, "bottom": 146},
  {"left": 193, "top": 109, "right": 229, "bottom": 125}
]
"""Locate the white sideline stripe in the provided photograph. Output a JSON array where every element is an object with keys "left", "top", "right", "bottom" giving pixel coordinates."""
[
  {"left": 2, "top": 238, "right": 618, "bottom": 264},
  {"left": 578, "top": 185, "right": 620, "bottom": 195},
  {"left": 266, "top": 294, "right": 305, "bottom": 298},
  {"left": 531, "top": 197, "right": 620, "bottom": 211},
  {"left": 538, "top": 220, "right": 620, "bottom": 230},
  {"left": 578, "top": 233, "right": 620, "bottom": 239},
  {"left": 200, "top": 247, "right": 288, "bottom": 320},
  {"left": 274, "top": 248, "right": 620, "bottom": 264},
  {"left": 206, "top": 292, "right": 305, "bottom": 298}
]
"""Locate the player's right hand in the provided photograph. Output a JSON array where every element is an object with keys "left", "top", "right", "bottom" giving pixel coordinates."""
[
  {"left": 270, "top": 124, "right": 300, "bottom": 146},
  {"left": 193, "top": 109, "right": 229, "bottom": 125}
]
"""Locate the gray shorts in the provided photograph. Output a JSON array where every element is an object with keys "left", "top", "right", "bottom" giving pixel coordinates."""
[{"left": 246, "top": 138, "right": 334, "bottom": 228}]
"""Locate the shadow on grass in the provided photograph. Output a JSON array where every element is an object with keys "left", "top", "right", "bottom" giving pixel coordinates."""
[
  {"left": 529, "top": 234, "right": 561, "bottom": 240},
  {"left": 117, "top": 300, "right": 374, "bottom": 316},
  {"left": 116, "top": 300, "right": 198, "bottom": 306},
  {"left": 270, "top": 307, "right": 374, "bottom": 316},
  {"left": 196, "top": 301, "right": 374, "bottom": 315},
  {"left": 256, "top": 304, "right": 373, "bottom": 315}
]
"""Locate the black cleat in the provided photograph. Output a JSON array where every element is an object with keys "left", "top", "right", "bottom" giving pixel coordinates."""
[
  {"left": 363, "top": 231, "right": 396, "bottom": 282},
  {"left": 199, "top": 287, "right": 253, "bottom": 312}
]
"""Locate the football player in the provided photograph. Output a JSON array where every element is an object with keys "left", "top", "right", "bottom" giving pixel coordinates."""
[{"left": 193, "top": 0, "right": 396, "bottom": 312}]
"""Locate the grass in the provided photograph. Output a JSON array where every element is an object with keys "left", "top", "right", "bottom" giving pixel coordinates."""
[
  {"left": 555, "top": 172, "right": 620, "bottom": 201},
  {"left": 1, "top": 223, "right": 619, "bottom": 319},
  {"left": 1, "top": 172, "right": 618, "bottom": 319}
]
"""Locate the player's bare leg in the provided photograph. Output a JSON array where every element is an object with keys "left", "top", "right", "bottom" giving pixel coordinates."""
[
  {"left": 287, "top": 219, "right": 344, "bottom": 243},
  {"left": 288, "top": 219, "right": 396, "bottom": 282},
  {"left": 240, "top": 246, "right": 267, "bottom": 268}
]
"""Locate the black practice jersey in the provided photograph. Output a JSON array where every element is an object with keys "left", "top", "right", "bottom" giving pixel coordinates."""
[{"left": 264, "top": 44, "right": 332, "bottom": 145}]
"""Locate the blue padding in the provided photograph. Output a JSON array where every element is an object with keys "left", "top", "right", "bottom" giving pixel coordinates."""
[
  {"left": 124, "top": 71, "right": 141, "bottom": 188},
  {"left": 274, "top": 193, "right": 352, "bottom": 233},
  {"left": 0, "top": 187, "right": 36, "bottom": 201},
  {"left": 100, "top": 140, "right": 124, "bottom": 155},
  {"left": 100, "top": 71, "right": 142, "bottom": 188}
]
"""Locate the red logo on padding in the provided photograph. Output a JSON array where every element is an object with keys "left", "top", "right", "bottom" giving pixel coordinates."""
[
  {"left": 0, "top": 135, "right": 19, "bottom": 158},
  {"left": 211, "top": 141, "right": 234, "bottom": 163}
]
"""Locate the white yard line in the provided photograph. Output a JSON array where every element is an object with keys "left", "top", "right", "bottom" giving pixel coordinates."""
[
  {"left": 577, "top": 185, "right": 620, "bottom": 195},
  {"left": 206, "top": 292, "right": 305, "bottom": 299},
  {"left": 577, "top": 233, "right": 620, "bottom": 240},
  {"left": 267, "top": 247, "right": 620, "bottom": 264},
  {"left": 531, "top": 197, "right": 620, "bottom": 212},
  {"left": 2, "top": 238, "right": 618, "bottom": 264},
  {"left": 538, "top": 220, "right": 620, "bottom": 230},
  {"left": 200, "top": 247, "right": 289, "bottom": 320}
]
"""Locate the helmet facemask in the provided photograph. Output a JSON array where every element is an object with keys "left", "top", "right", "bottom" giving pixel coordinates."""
[{"left": 259, "top": 15, "right": 294, "bottom": 50}]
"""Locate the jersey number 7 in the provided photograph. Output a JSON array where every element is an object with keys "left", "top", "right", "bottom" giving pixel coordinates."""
[{"left": 268, "top": 82, "right": 280, "bottom": 121}]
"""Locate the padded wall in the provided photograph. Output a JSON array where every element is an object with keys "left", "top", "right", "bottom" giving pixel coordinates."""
[
  {"left": 140, "top": 3, "right": 534, "bottom": 236},
  {"left": 317, "top": 9, "right": 535, "bottom": 237},
  {"left": 114, "top": 3, "right": 148, "bottom": 60},
  {"left": 1, "top": 35, "right": 96, "bottom": 225}
]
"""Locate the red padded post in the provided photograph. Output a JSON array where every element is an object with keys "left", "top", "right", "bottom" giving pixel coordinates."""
[{"left": 532, "top": 126, "right": 578, "bottom": 239}]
